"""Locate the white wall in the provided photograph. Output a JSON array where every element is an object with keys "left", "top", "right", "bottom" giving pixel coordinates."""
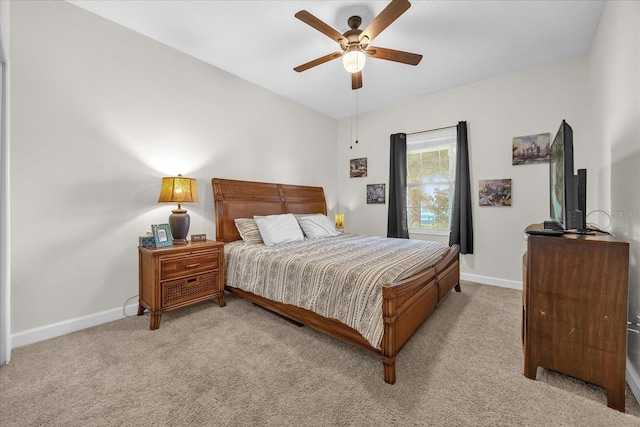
[
  {"left": 588, "top": 0, "right": 640, "bottom": 402},
  {"left": 9, "top": 1, "right": 337, "bottom": 337},
  {"left": 337, "top": 57, "right": 592, "bottom": 287},
  {"left": 0, "top": 0, "right": 11, "bottom": 363}
]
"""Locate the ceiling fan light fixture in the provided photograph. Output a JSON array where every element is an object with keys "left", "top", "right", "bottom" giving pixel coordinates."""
[
  {"left": 342, "top": 46, "right": 366, "bottom": 73},
  {"left": 294, "top": 0, "right": 419, "bottom": 89}
]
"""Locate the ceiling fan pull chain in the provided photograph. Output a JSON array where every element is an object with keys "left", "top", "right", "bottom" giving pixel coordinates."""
[
  {"left": 350, "top": 93, "right": 354, "bottom": 149},
  {"left": 355, "top": 90, "right": 359, "bottom": 145}
]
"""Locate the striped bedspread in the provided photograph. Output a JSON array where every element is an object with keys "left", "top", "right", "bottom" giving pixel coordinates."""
[{"left": 224, "top": 234, "right": 451, "bottom": 349}]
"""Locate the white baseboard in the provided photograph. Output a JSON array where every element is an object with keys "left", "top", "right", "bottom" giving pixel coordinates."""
[
  {"left": 11, "top": 303, "right": 139, "bottom": 349},
  {"left": 461, "top": 272, "right": 522, "bottom": 290},
  {"left": 627, "top": 359, "right": 640, "bottom": 405}
]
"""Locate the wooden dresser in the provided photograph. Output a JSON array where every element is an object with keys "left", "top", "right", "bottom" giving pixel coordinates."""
[
  {"left": 138, "top": 240, "right": 225, "bottom": 330},
  {"left": 522, "top": 224, "right": 629, "bottom": 412}
]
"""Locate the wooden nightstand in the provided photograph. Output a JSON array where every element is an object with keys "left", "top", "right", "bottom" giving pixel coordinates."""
[{"left": 138, "top": 240, "right": 225, "bottom": 330}]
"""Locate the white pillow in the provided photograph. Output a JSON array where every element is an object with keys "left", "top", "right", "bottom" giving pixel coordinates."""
[
  {"left": 296, "top": 214, "right": 342, "bottom": 239},
  {"left": 253, "top": 213, "right": 304, "bottom": 247}
]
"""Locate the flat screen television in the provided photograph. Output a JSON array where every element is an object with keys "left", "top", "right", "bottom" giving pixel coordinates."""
[{"left": 546, "top": 120, "right": 588, "bottom": 232}]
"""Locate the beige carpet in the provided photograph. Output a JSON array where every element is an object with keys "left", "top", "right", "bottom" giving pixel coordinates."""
[{"left": 1, "top": 282, "right": 639, "bottom": 426}]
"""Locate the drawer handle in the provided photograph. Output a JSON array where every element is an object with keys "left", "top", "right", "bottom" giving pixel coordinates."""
[{"left": 185, "top": 263, "right": 200, "bottom": 269}]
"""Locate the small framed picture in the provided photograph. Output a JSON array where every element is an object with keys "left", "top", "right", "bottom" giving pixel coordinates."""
[
  {"left": 366, "top": 183, "right": 386, "bottom": 204},
  {"left": 138, "top": 235, "right": 156, "bottom": 248},
  {"left": 151, "top": 224, "right": 173, "bottom": 247},
  {"left": 479, "top": 179, "right": 512, "bottom": 207},
  {"left": 350, "top": 157, "right": 367, "bottom": 178},
  {"left": 512, "top": 133, "right": 550, "bottom": 165}
]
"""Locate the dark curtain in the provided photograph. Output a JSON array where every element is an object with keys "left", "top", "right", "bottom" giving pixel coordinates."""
[
  {"left": 387, "top": 133, "right": 409, "bottom": 238},
  {"left": 449, "top": 121, "right": 474, "bottom": 253}
]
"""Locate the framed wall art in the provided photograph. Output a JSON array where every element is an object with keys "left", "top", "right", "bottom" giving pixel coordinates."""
[
  {"left": 479, "top": 179, "right": 512, "bottom": 207},
  {"left": 512, "top": 133, "right": 550, "bottom": 165},
  {"left": 350, "top": 157, "right": 367, "bottom": 178},
  {"left": 366, "top": 183, "right": 386, "bottom": 204}
]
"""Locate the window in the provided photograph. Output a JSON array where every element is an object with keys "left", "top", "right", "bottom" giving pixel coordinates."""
[{"left": 407, "top": 128, "right": 457, "bottom": 233}]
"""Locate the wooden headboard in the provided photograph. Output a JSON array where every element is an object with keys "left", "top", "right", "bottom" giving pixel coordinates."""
[{"left": 212, "top": 178, "right": 328, "bottom": 243}]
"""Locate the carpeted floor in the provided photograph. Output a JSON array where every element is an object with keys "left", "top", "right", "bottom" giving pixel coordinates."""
[{"left": 1, "top": 281, "right": 638, "bottom": 426}]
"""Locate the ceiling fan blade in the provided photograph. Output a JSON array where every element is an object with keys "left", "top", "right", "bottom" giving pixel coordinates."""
[
  {"left": 359, "top": 0, "right": 411, "bottom": 45},
  {"left": 295, "top": 10, "right": 347, "bottom": 45},
  {"left": 352, "top": 71, "right": 363, "bottom": 90},
  {"left": 365, "top": 46, "right": 422, "bottom": 65},
  {"left": 294, "top": 52, "right": 343, "bottom": 72}
]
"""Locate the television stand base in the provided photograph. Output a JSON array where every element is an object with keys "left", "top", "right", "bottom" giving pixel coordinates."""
[
  {"left": 543, "top": 221, "right": 564, "bottom": 231},
  {"left": 565, "top": 229, "right": 596, "bottom": 235}
]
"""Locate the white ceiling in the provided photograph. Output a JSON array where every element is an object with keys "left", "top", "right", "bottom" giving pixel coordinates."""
[{"left": 67, "top": 0, "right": 605, "bottom": 120}]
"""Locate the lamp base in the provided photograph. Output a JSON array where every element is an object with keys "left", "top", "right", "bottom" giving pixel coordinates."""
[{"left": 169, "top": 208, "right": 190, "bottom": 245}]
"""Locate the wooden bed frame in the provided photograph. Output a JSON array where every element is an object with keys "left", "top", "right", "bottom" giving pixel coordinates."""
[{"left": 212, "top": 178, "right": 461, "bottom": 384}]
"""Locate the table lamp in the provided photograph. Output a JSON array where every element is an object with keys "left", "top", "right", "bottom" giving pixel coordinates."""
[
  {"left": 335, "top": 213, "right": 344, "bottom": 230},
  {"left": 158, "top": 174, "right": 199, "bottom": 244}
]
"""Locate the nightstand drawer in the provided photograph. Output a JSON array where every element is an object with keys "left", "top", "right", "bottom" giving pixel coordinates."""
[
  {"left": 160, "top": 250, "right": 219, "bottom": 280},
  {"left": 162, "top": 272, "right": 218, "bottom": 308}
]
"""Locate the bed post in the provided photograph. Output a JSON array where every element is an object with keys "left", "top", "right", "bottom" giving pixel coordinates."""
[{"left": 381, "top": 287, "right": 397, "bottom": 384}]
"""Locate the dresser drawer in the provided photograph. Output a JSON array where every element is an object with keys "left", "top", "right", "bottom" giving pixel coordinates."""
[
  {"left": 162, "top": 272, "right": 218, "bottom": 308},
  {"left": 160, "top": 249, "right": 219, "bottom": 280}
]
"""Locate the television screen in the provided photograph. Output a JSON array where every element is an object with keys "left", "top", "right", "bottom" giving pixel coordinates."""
[
  {"left": 547, "top": 120, "right": 587, "bottom": 231},
  {"left": 549, "top": 123, "right": 570, "bottom": 227}
]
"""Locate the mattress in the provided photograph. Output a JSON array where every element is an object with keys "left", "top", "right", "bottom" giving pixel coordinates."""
[{"left": 224, "top": 234, "right": 450, "bottom": 349}]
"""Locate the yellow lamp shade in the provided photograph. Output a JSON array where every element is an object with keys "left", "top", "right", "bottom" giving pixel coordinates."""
[{"left": 158, "top": 174, "right": 199, "bottom": 205}]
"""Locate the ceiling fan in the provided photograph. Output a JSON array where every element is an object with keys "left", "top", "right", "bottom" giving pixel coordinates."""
[{"left": 293, "top": 0, "right": 422, "bottom": 90}]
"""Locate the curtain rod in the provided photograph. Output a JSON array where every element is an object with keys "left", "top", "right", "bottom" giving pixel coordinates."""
[{"left": 406, "top": 124, "right": 457, "bottom": 136}]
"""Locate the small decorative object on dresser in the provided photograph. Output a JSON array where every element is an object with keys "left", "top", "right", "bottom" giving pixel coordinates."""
[
  {"left": 138, "top": 240, "right": 225, "bottom": 330},
  {"left": 191, "top": 233, "right": 207, "bottom": 242},
  {"left": 151, "top": 223, "right": 173, "bottom": 247},
  {"left": 138, "top": 235, "right": 155, "bottom": 248}
]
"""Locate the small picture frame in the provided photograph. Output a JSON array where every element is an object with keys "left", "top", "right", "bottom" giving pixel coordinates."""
[
  {"left": 138, "top": 236, "right": 156, "bottom": 248},
  {"left": 151, "top": 224, "right": 173, "bottom": 247},
  {"left": 479, "top": 179, "right": 512, "bottom": 207},
  {"left": 191, "top": 233, "right": 207, "bottom": 242}
]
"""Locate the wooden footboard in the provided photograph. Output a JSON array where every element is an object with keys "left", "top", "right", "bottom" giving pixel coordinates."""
[
  {"left": 381, "top": 243, "right": 461, "bottom": 384},
  {"left": 212, "top": 178, "right": 461, "bottom": 384}
]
